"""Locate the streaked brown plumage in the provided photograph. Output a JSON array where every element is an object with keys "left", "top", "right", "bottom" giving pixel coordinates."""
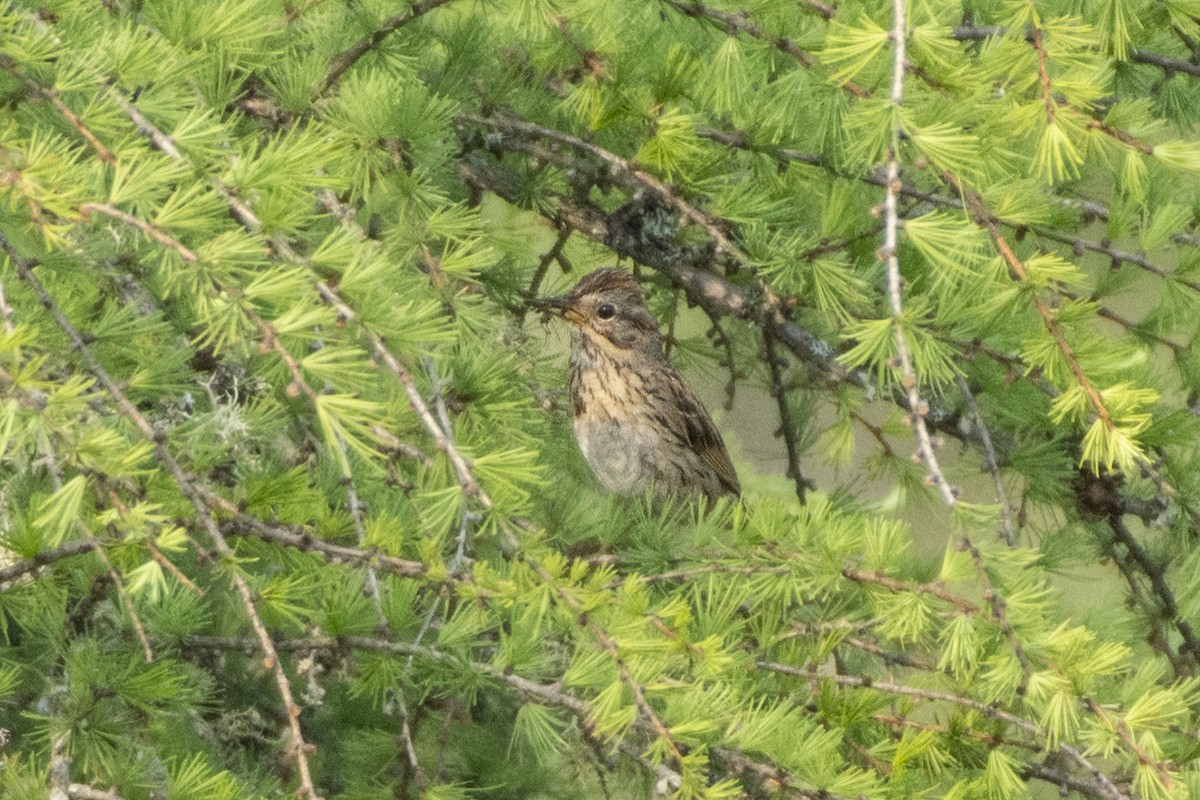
[{"left": 540, "top": 268, "right": 739, "bottom": 501}]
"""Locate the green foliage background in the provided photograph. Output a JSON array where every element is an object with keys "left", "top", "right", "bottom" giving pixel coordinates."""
[{"left": 2, "top": 0, "right": 1200, "bottom": 798}]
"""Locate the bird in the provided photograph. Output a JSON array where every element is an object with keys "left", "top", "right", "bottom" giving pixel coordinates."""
[{"left": 538, "top": 268, "right": 740, "bottom": 502}]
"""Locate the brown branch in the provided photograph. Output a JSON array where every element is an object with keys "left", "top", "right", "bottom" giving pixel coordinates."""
[
  {"left": 852, "top": 412, "right": 896, "bottom": 457},
  {"left": 78, "top": 203, "right": 198, "bottom": 262},
  {"left": 657, "top": 0, "right": 870, "bottom": 98},
  {"left": 1087, "top": 119, "right": 1154, "bottom": 155},
  {"left": 457, "top": 112, "right": 751, "bottom": 267},
  {"left": 0, "top": 540, "right": 98, "bottom": 586},
  {"left": 1107, "top": 514, "right": 1200, "bottom": 666},
  {"left": 1083, "top": 697, "right": 1175, "bottom": 790},
  {"left": 946, "top": 172, "right": 1114, "bottom": 432},
  {"left": 455, "top": 155, "right": 853, "bottom": 387},
  {"left": 763, "top": 327, "right": 811, "bottom": 502},
  {"left": 841, "top": 567, "right": 979, "bottom": 613},
  {"left": 1030, "top": 27, "right": 1056, "bottom": 124},
  {"left": 144, "top": 540, "right": 205, "bottom": 595},
  {"left": 0, "top": 56, "right": 116, "bottom": 164}
]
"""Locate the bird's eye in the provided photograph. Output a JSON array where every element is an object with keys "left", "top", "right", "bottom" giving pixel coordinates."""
[{"left": 596, "top": 303, "right": 616, "bottom": 320}]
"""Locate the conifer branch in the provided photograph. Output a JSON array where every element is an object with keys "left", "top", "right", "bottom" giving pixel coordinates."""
[
  {"left": 1129, "top": 48, "right": 1200, "bottom": 78},
  {"left": 1058, "top": 287, "right": 1183, "bottom": 352},
  {"left": 802, "top": 0, "right": 837, "bottom": 19},
  {"left": 320, "top": 0, "right": 458, "bottom": 95},
  {"left": 877, "top": 714, "right": 1121, "bottom": 797},
  {"left": 852, "top": 411, "right": 896, "bottom": 457},
  {"left": 143, "top": 539, "right": 205, "bottom": 596},
  {"left": 657, "top": 0, "right": 870, "bottom": 98},
  {"left": 699, "top": 124, "right": 1199, "bottom": 294},
  {"left": 960, "top": 537, "right": 1035, "bottom": 688},
  {"left": 1107, "top": 514, "right": 1200, "bottom": 665},
  {"left": 0, "top": 260, "right": 154, "bottom": 663},
  {"left": 883, "top": 0, "right": 956, "bottom": 506},
  {"left": 395, "top": 693, "right": 428, "bottom": 791},
  {"left": 111, "top": 93, "right": 184, "bottom": 160},
  {"left": 1083, "top": 696, "right": 1176, "bottom": 789},
  {"left": 79, "top": 521, "right": 154, "bottom": 662},
  {"left": 521, "top": 226, "right": 572, "bottom": 323},
  {"left": 113, "top": 92, "right": 491, "bottom": 575},
  {"left": 946, "top": 172, "right": 1115, "bottom": 434},
  {"left": 456, "top": 155, "right": 851, "bottom": 385},
  {"left": 951, "top": 26, "right": 1200, "bottom": 79},
  {"left": 0, "top": 56, "right": 116, "bottom": 164},
  {"left": 77, "top": 203, "right": 199, "bottom": 263},
  {"left": 187, "top": 633, "right": 854, "bottom": 798},
  {"left": 841, "top": 567, "right": 979, "bottom": 613},
  {"left": 758, "top": 662, "right": 1133, "bottom": 800},
  {"left": 618, "top": 562, "right": 792, "bottom": 587},
  {"left": 424, "top": 357, "right": 476, "bottom": 574},
  {"left": 204, "top": 498, "right": 431, "bottom": 580},
  {"left": 0, "top": 235, "right": 324, "bottom": 800},
  {"left": 1086, "top": 119, "right": 1155, "bottom": 155},
  {"left": 957, "top": 376, "right": 1016, "bottom": 546},
  {"left": 0, "top": 540, "right": 98, "bottom": 586},
  {"left": 315, "top": 283, "right": 491, "bottom": 508},
  {"left": 340, "top": 442, "right": 386, "bottom": 624},
  {"left": 458, "top": 112, "right": 751, "bottom": 267}
]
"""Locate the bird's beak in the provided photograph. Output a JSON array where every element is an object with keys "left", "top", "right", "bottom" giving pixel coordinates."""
[{"left": 537, "top": 294, "right": 585, "bottom": 326}]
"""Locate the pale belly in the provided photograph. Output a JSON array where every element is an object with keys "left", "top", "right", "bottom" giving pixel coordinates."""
[{"left": 573, "top": 416, "right": 661, "bottom": 495}]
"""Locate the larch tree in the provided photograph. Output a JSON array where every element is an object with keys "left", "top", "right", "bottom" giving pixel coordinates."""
[{"left": 2, "top": 0, "right": 1200, "bottom": 798}]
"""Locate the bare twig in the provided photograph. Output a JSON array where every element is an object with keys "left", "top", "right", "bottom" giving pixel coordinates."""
[
  {"left": 763, "top": 327, "right": 810, "bottom": 502},
  {"left": 657, "top": 0, "right": 869, "bottom": 98},
  {"left": 321, "top": 0, "right": 458, "bottom": 95},
  {"left": 758, "top": 662, "right": 1132, "bottom": 800},
  {"left": 0, "top": 540, "right": 98, "bottom": 586},
  {"left": 956, "top": 376, "right": 1015, "bottom": 545},
  {"left": 841, "top": 567, "right": 979, "bottom": 613},
  {"left": 78, "top": 203, "right": 198, "bottom": 262},
  {"left": 1107, "top": 514, "right": 1200, "bottom": 664},
  {"left": 882, "top": 0, "right": 955, "bottom": 505}
]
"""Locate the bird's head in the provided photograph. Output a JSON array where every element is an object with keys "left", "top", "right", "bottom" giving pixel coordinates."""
[{"left": 539, "top": 269, "right": 663, "bottom": 357}]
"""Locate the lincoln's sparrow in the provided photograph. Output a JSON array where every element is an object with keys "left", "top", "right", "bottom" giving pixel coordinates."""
[{"left": 540, "top": 268, "right": 740, "bottom": 501}]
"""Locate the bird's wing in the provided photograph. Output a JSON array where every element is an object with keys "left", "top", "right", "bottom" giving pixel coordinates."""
[{"left": 665, "top": 374, "right": 741, "bottom": 497}]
